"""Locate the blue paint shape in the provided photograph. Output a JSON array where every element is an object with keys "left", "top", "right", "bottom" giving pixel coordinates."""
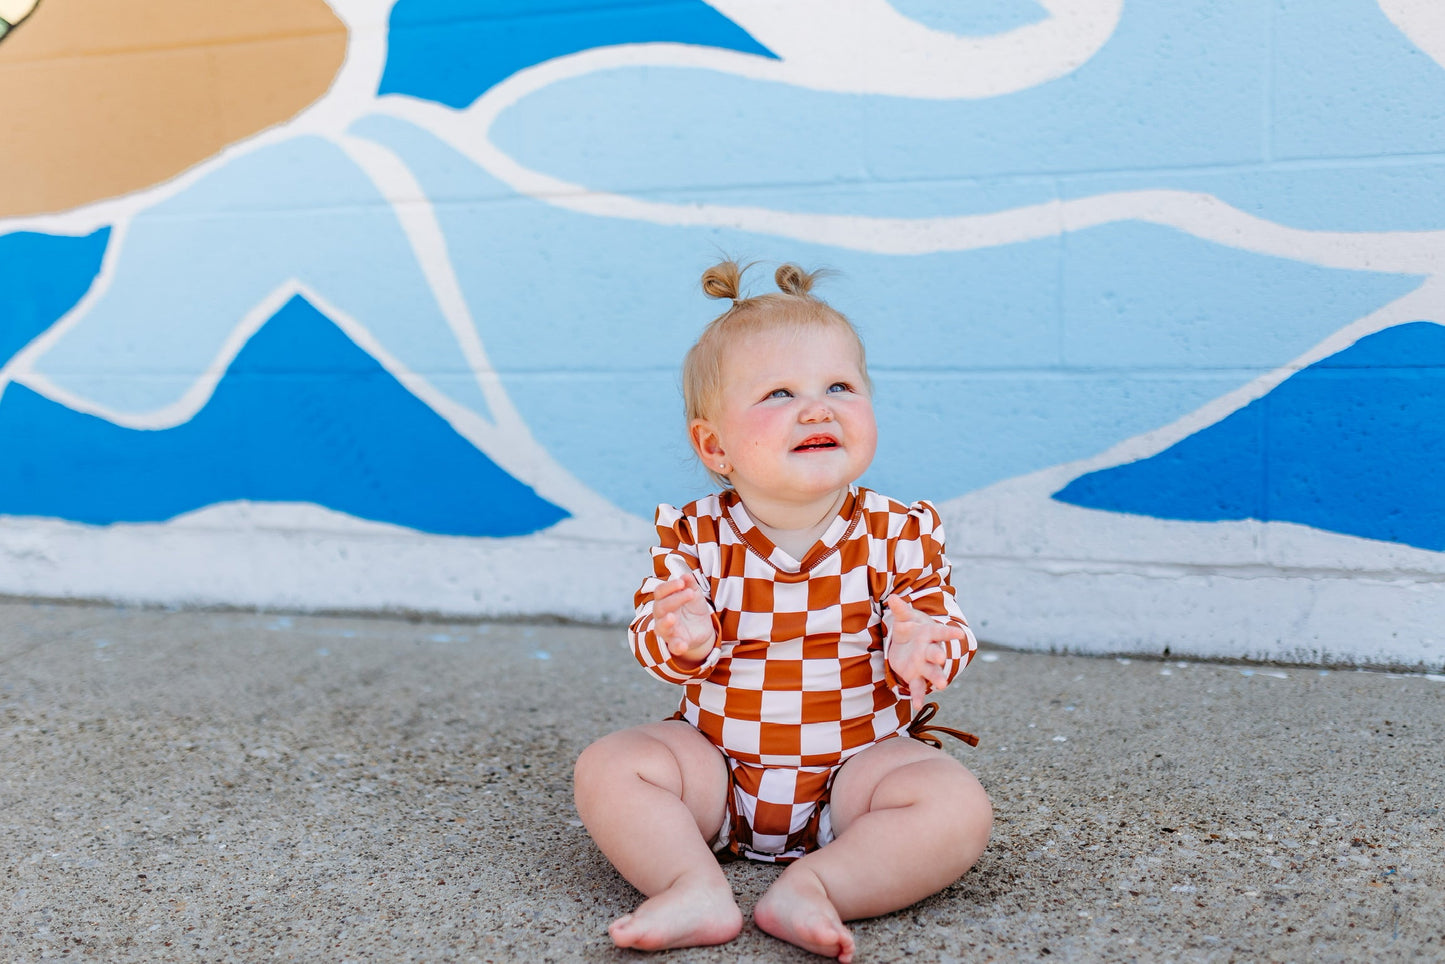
[
  {"left": 0, "top": 228, "right": 110, "bottom": 368},
  {"left": 379, "top": 0, "right": 775, "bottom": 109},
  {"left": 31, "top": 137, "right": 494, "bottom": 423},
  {"left": 490, "top": 1, "right": 1272, "bottom": 197},
  {"left": 1053, "top": 322, "right": 1445, "bottom": 552},
  {"left": 356, "top": 113, "right": 1431, "bottom": 514},
  {"left": 1060, "top": 223, "right": 1423, "bottom": 370},
  {"left": 0, "top": 295, "right": 568, "bottom": 537}
]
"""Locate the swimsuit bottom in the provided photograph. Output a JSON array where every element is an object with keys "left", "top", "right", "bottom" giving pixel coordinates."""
[
  {"left": 693, "top": 702, "right": 978, "bottom": 864},
  {"left": 712, "top": 758, "right": 839, "bottom": 863}
]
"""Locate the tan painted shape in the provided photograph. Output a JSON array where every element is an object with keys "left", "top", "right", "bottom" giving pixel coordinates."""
[{"left": 0, "top": 0, "right": 347, "bottom": 218}]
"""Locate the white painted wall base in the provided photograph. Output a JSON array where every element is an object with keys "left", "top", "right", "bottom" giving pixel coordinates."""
[
  {"left": 4, "top": 487, "right": 1440, "bottom": 670},
  {"left": 0, "top": 503, "right": 647, "bottom": 626},
  {"left": 942, "top": 470, "right": 1445, "bottom": 671}
]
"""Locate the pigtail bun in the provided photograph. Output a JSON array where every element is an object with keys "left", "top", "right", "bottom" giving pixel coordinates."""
[
  {"left": 774, "top": 263, "right": 815, "bottom": 297},
  {"left": 701, "top": 260, "right": 745, "bottom": 301}
]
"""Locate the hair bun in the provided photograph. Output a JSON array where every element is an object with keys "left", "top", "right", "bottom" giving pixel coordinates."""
[
  {"left": 701, "top": 260, "right": 744, "bottom": 300},
  {"left": 774, "top": 263, "right": 815, "bottom": 296}
]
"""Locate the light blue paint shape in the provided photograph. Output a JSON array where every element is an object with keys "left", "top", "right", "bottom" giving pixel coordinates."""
[
  {"left": 1054, "top": 322, "right": 1445, "bottom": 553},
  {"left": 890, "top": 0, "right": 1047, "bottom": 36},
  {"left": 379, "top": 0, "right": 774, "bottom": 109},
  {"left": 867, "top": 370, "right": 1251, "bottom": 504},
  {"left": 0, "top": 228, "right": 110, "bottom": 368},
  {"left": 0, "top": 295, "right": 567, "bottom": 537},
  {"left": 353, "top": 115, "right": 1425, "bottom": 514},
  {"left": 489, "top": 0, "right": 1270, "bottom": 195},
  {"left": 1273, "top": 0, "right": 1445, "bottom": 160},
  {"left": 1062, "top": 159, "right": 1445, "bottom": 234},
  {"left": 1061, "top": 222, "right": 1425, "bottom": 369},
  {"left": 30, "top": 137, "right": 493, "bottom": 423}
]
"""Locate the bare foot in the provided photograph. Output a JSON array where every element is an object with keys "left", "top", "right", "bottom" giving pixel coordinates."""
[
  {"left": 608, "top": 873, "right": 743, "bottom": 951},
  {"left": 753, "top": 866, "right": 856, "bottom": 962}
]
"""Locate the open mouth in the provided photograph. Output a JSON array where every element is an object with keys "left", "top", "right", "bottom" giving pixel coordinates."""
[{"left": 793, "top": 435, "right": 839, "bottom": 452}]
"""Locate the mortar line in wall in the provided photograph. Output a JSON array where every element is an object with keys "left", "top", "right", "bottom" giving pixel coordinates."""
[
  {"left": 867, "top": 366, "right": 1286, "bottom": 378},
  {"left": 128, "top": 153, "right": 1445, "bottom": 224},
  {"left": 491, "top": 149, "right": 1445, "bottom": 195},
  {"left": 488, "top": 150, "right": 1445, "bottom": 207}
]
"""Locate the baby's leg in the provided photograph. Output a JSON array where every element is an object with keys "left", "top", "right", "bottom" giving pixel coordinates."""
[
  {"left": 753, "top": 738, "right": 991, "bottom": 962},
  {"left": 573, "top": 720, "right": 741, "bottom": 950}
]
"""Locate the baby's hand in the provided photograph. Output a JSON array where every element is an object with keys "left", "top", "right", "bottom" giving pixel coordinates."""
[
  {"left": 885, "top": 594, "right": 966, "bottom": 713},
  {"left": 652, "top": 576, "right": 718, "bottom": 667}
]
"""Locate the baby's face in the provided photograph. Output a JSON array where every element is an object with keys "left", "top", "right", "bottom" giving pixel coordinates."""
[{"left": 699, "top": 324, "right": 877, "bottom": 506}]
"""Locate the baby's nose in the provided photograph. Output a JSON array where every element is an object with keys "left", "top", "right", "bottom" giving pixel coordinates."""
[{"left": 801, "top": 400, "right": 834, "bottom": 421}]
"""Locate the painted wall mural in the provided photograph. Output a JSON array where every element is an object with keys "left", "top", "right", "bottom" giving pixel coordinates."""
[{"left": 1, "top": 0, "right": 1441, "bottom": 668}]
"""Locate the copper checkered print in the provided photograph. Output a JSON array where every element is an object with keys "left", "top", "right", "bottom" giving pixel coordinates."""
[{"left": 629, "top": 486, "right": 977, "bottom": 860}]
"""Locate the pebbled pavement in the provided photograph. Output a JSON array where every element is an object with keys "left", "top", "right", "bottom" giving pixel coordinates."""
[{"left": 2, "top": 600, "right": 1442, "bottom": 962}]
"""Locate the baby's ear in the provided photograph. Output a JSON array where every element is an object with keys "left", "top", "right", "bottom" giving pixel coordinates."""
[{"left": 689, "top": 418, "right": 723, "bottom": 460}]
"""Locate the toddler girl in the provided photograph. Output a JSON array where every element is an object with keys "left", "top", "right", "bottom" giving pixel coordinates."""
[{"left": 573, "top": 260, "right": 992, "bottom": 961}]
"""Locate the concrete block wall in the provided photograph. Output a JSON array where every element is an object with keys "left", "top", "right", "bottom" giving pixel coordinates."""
[{"left": 1, "top": 0, "right": 1441, "bottom": 668}]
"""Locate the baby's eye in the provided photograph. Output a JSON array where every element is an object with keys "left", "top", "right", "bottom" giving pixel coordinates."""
[
  {"left": 827, "top": 382, "right": 852, "bottom": 394},
  {"left": 767, "top": 388, "right": 793, "bottom": 399}
]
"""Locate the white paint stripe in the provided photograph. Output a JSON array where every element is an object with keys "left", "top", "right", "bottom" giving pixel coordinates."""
[
  {"left": 13, "top": 276, "right": 644, "bottom": 536},
  {"left": 1003, "top": 282, "right": 1444, "bottom": 480},
  {"left": 705, "top": 0, "right": 1123, "bottom": 98},
  {"left": 329, "top": 135, "right": 640, "bottom": 529},
  {"left": 380, "top": 91, "right": 1445, "bottom": 277},
  {"left": 332, "top": 133, "right": 517, "bottom": 429},
  {"left": 1378, "top": 0, "right": 1445, "bottom": 68},
  {"left": 0, "top": 219, "right": 132, "bottom": 398}
]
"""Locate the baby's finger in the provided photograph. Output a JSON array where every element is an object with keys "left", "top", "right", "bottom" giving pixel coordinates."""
[
  {"left": 909, "top": 680, "right": 927, "bottom": 714},
  {"left": 651, "top": 577, "right": 690, "bottom": 601},
  {"left": 654, "top": 585, "right": 697, "bottom": 614},
  {"left": 925, "top": 622, "right": 969, "bottom": 642}
]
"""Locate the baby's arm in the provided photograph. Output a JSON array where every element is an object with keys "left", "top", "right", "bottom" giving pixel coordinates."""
[
  {"left": 882, "top": 502, "right": 978, "bottom": 710},
  {"left": 628, "top": 507, "right": 725, "bottom": 683},
  {"left": 884, "top": 595, "right": 972, "bottom": 712},
  {"left": 650, "top": 562, "right": 718, "bottom": 668}
]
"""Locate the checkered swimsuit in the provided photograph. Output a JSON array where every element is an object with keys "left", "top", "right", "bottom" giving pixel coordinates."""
[{"left": 629, "top": 485, "right": 976, "bottom": 862}]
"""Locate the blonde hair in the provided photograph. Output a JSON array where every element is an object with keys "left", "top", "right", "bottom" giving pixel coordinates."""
[{"left": 683, "top": 259, "right": 871, "bottom": 487}]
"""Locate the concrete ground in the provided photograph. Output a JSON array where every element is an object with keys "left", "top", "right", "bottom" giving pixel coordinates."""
[{"left": 1, "top": 600, "right": 1442, "bottom": 963}]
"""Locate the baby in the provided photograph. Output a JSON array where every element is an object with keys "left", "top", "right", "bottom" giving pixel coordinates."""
[{"left": 573, "top": 260, "right": 992, "bottom": 961}]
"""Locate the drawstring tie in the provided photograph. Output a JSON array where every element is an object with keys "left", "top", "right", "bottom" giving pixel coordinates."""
[{"left": 907, "top": 701, "right": 979, "bottom": 748}]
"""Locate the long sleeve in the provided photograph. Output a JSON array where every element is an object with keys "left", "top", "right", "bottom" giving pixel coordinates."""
[
  {"left": 628, "top": 503, "right": 724, "bottom": 684},
  {"left": 881, "top": 500, "right": 977, "bottom": 695}
]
